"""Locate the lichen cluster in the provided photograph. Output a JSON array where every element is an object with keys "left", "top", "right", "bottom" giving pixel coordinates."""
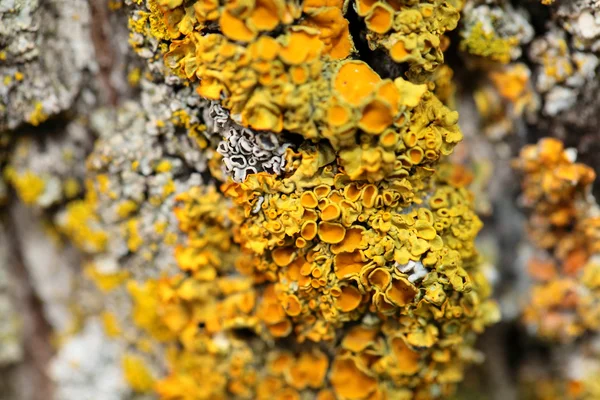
[
  {"left": 459, "top": 1, "right": 533, "bottom": 65},
  {"left": 513, "top": 138, "right": 600, "bottom": 399},
  {"left": 514, "top": 138, "right": 599, "bottom": 342},
  {"left": 458, "top": 0, "right": 600, "bottom": 142},
  {"left": 80, "top": 0, "right": 504, "bottom": 399},
  {"left": 124, "top": 169, "right": 498, "bottom": 399},
  {"left": 357, "top": 0, "right": 460, "bottom": 82},
  {"left": 5, "top": 0, "right": 600, "bottom": 399}
]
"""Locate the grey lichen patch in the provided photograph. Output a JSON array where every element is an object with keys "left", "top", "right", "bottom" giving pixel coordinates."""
[
  {"left": 49, "top": 319, "right": 135, "bottom": 400},
  {"left": 124, "top": 0, "right": 174, "bottom": 80},
  {"left": 529, "top": 27, "right": 600, "bottom": 117},
  {"left": 460, "top": 0, "right": 534, "bottom": 64},
  {"left": 4, "top": 121, "right": 93, "bottom": 209},
  {"left": 81, "top": 79, "right": 213, "bottom": 280},
  {"left": 524, "top": 0, "right": 600, "bottom": 129},
  {"left": 206, "top": 103, "right": 290, "bottom": 183},
  {"left": 0, "top": 0, "right": 97, "bottom": 131},
  {"left": 555, "top": 0, "right": 600, "bottom": 49}
]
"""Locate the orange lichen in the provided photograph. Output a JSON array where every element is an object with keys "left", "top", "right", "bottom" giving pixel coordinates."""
[
  {"left": 303, "top": 7, "right": 354, "bottom": 59},
  {"left": 158, "top": 13, "right": 461, "bottom": 183},
  {"left": 122, "top": 1, "right": 498, "bottom": 398},
  {"left": 318, "top": 222, "right": 346, "bottom": 244},
  {"left": 334, "top": 62, "right": 382, "bottom": 106},
  {"left": 342, "top": 326, "right": 378, "bottom": 352},
  {"left": 390, "top": 337, "right": 420, "bottom": 375},
  {"left": 220, "top": 10, "right": 257, "bottom": 41},
  {"left": 330, "top": 356, "right": 377, "bottom": 399},
  {"left": 287, "top": 350, "right": 329, "bottom": 389},
  {"left": 335, "top": 285, "right": 362, "bottom": 312},
  {"left": 219, "top": 149, "right": 496, "bottom": 391},
  {"left": 358, "top": 99, "right": 394, "bottom": 134},
  {"left": 365, "top": 3, "right": 393, "bottom": 34},
  {"left": 514, "top": 138, "right": 600, "bottom": 342},
  {"left": 386, "top": 277, "right": 417, "bottom": 306},
  {"left": 357, "top": 0, "right": 460, "bottom": 82}
]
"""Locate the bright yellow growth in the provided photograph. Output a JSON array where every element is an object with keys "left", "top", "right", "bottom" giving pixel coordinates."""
[
  {"left": 4, "top": 168, "right": 46, "bottom": 205},
  {"left": 101, "top": 311, "right": 122, "bottom": 337},
  {"left": 28, "top": 102, "right": 49, "bottom": 126},
  {"left": 358, "top": 0, "right": 459, "bottom": 81},
  {"left": 460, "top": 22, "right": 519, "bottom": 64},
  {"left": 514, "top": 138, "right": 600, "bottom": 342},
  {"left": 122, "top": 353, "right": 156, "bottom": 393},
  {"left": 117, "top": 1, "right": 499, "bottom": 398},
  {"left": 57, "top": 195, "right": 108, "bottom": 254},
  {"left": 85, "top": 265, "right": 130, "bottom": 292}
]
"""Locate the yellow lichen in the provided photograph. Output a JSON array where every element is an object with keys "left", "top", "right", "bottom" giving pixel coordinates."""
[
  {"left": 116, "top": 1, "right": 500, "bottom": 398},
  {"left": 459, "top": 22, "right": 519, "bottom": 64},
  {"left": 57, "top": 196, "right": 108, "bottom": 254},
  {"left": 108, "top": 0, "right": 123, "bottom": 10},
  {"left": 4, "top": 168, "right": 46, "bottom": 205},
  {"left": 85, "top": 265, "right": 130, "bottom": 292},
  {"left": 358, "top": 0, "right": 460, "bottom": 82},
  {"left": 128, "top": 67, "right": 142, "bottom": 86},
  {"left": 101, "top": 311, "right": 122, "bottom": 337},
  {"left": 122, "top": 353, "right": 156, "bottom": 393},
  {"left": 514, "top": 138, "right": 600, "bottom": 342},
  {"left": 28, "top": 102, "right": 49, "bottom": 126}
]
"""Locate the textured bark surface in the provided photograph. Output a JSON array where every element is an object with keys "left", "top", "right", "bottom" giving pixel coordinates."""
[{"left": 1, "top": 0, "right": 600, "bottom": 399}]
